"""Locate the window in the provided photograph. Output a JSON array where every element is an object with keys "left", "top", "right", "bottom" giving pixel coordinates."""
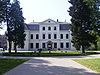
[
  {"left": 48, "top": 34, "right": 51, "bottom": 39},
  {"left": 48, "top": 21, "right": 50, "bottom": 23},
  {"left": 30, "top": 43, "right": 33, "bottom": 48},
  {"left": 36, "top": 34, "right": 39, "bottom": 39},
  {"left": 60, "top": 34, "right": 63, "bottom": 39},
  {"left": 66, "top": 34, "right": 68, "bottom": 39},
  {"left": 42, "top": 27, "right": 45, "bottom": 30},
  {"left": 36, "top": 43, "right": 39, "bottom": 48},
  {"left": 66, "top": 43, "right": 69, "bottom": 48},
  {"left": 60, "top": 43, "right": 63, "bottom": 48},
  {"left": 43, "top": 34, "right": 45, "bottom": 39},
  {"left": 54, "top": 43, "right": 57, "bottom": 48},
  {"left": 54, "top": 34, "right": 57, "bottom": 39},
  {"left": 42, "top": 43, "right": 45, "bottom": 48},
  {"left": 54, "top": 27, "right": 56, "bottom": 30},
  {"left": 31, "top": 34, "right": 33, "bottom": 39},
  {"left": 48, "top": 27, "right": 51, "bottom": 30}
]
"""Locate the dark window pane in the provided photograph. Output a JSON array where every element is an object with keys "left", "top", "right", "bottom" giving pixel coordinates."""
[
  {"left": 30, "top": 43, "right": 33, "bottom": 48},
  {"left": 54, "top": 27, "right": 56, "bottom": 30},
  {"left": 48, "top": 34, "right": 51, "bottom": 39},
  {"left": 66, "top": 43, "right": 69, "bottom": 48},
  {"left": 43, "top": 34, "right": 45, "bottom": 39},
  {"left": 42, "top": 43, "right": 45, "bottom": 48},
  {"left": 31, "top": 34, "right": 33, "bottom": 39},
  {"left": 60, "top": 34, "right": 63, "bottom": 39},
  {"left": 36, "top": 34, "right": 39, "bottom": 39},
  {"left": 48, "top": 27, "right": 51, "bottom": 30},
  {"left": 66, "top": 34, "right": 68, "bottom": 39},
  {"left": 60, "top": 43, "right": 63, "bottom": 48},
  {"left": 36, "top": 43, "right": 39, "bottom": 48},
  {"left": 54, "top": 43, "right": 57, "bottom": 48},
  {"left": 54, "top": 34, "right": 57, "bottom": 39},
  {"left": 43, "top": 27, "right": 45, "bottom": 30}
]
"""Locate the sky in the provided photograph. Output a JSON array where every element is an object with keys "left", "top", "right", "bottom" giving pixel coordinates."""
[{"left": 0, "top": 0, "right": 71, "bottom": 35}]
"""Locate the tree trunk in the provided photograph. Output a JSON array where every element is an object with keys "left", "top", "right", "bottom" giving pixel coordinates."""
[
  {"left": 94, "top": 42, "right": 98, "bottom": 50},
  {"left": 8, "top": 41, "right": 11, "bottom": 53},
  {"left": 82, "top": 45, "right": 85, "bottom": 54},
  {"left": 14, "top": 42, "right": 17, "bottom": 53}
]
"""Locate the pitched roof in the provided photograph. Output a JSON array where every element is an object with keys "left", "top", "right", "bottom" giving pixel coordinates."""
[
  {"left": 59, "top": 24, "right": 71, "bottom": 30},
  {"left": 26, "top": 24, "right": 39, "bottom": 30}
]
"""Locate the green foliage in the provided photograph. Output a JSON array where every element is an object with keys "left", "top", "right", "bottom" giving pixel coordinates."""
[
  {"left": 0, "top": 59, "right": 28, "bottom": 75},
  {"left": 74, "top": 58, "right": 100, "bottom": 72},
  {"left": 9, "top": 0, "right": 25, "bottom": 52},
  {"left": 69, "top": 0, "right": 95, "bottom": 53}
]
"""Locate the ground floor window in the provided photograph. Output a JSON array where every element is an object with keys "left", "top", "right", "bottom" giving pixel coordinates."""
[
  {"left": 30, "top": 43, "right": 33, "bottom": 48},
  {"left": 66, "top": 43, "right": 69, "bottom": 48},
  {"left": 42, "top": 43, "right": 45, "bottom": 48},
  {"left": 36, "top": 43, "right": 39, "bottom": 48},
  {"left": 54, "top": 43, "right": 57, "bottom": 48},
  {"left": 60, "top": 43, "right": 63, "bottom": 48}
]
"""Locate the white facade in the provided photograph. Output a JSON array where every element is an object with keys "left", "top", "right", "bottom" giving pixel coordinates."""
[{"left": 11, "top": 19, "right": 75, "bottom": 51}]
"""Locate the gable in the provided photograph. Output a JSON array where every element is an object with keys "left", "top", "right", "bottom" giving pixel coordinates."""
[{"left": 39, "top": 19, "right": 58, "bottom": 25}]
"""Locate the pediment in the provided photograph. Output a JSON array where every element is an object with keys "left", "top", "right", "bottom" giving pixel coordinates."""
[{"left": 39, "top": 19, "right": 58, "bottom": 25}]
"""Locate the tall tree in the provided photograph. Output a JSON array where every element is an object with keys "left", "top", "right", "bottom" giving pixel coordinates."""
[
  {"left": 9, "top": 0, "right": 25, "bottom": 53},
  {"left": 69, "top": 0, "right": 95, "bottom": 53},
  {"left": 85, "top": 0, "right": 100, "bottom": 50},
  {"left": 0, "top": 0, "right": 13, "bottom": 53}
]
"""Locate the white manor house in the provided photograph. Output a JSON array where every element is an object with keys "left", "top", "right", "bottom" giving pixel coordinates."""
[{"left": 9, "top": 19, "right": 75, "bottom": 51}]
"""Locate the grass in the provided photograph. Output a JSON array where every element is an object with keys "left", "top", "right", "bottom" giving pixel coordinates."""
[
  {"left": 0, "top": 59, "right": 28, "bottom": 75},
  {"left": 74, "top": 58, "right": 100, "bottom": 73},
  {"left": 2, "top": 50, "right": 99, "bottom": 57}
]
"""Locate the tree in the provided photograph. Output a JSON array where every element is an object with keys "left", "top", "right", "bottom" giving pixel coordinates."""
[
  {"left": 69, "top": 0, "right": 95, "bottom": 53},
  {"left": 9, "top": 0, "right": 25, "bottom": 53},
  {"left": 0, "top": 0, "right": 13, "bottom": 53},
  {"left": 85, "top": 0, "right": 100, "bottom": 50}
]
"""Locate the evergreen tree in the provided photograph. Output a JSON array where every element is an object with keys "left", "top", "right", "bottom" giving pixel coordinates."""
[
  {"left": 69, "top": 0, "right": 95, "bottom": 53},
  {"left": 9, "top": 0, "right": 25, "bottom": 53},
  {"left": 0, "top": 0, "right": 13, "bottom": 53}
]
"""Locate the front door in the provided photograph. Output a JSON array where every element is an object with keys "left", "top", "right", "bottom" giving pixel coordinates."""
[
  {"left": 47, "top": 44, "right": 52, "bottom": 50},
  {"left": 47, "top": 41, "right": 53, "bottom": 50}
]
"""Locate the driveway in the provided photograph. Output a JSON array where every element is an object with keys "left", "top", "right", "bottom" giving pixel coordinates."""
[{"left": 4, "top": 57, "right": 99, "bottom": 75}]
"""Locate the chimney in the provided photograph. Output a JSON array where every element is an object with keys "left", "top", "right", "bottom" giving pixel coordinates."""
[
  {"left": 33, "top": 20, "right": 34, "bottom": 22},
  {"left": 57, "top": 19, "right": 58, "bottom": 22}
]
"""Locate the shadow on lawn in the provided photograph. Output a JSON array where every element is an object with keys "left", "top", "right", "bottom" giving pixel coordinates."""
[{"left": 4, "top": 58, "right": 100, "bottom": 75}]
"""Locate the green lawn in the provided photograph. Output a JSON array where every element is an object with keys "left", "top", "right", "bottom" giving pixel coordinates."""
[
  {"left": 0, "top": 59, "right": 28, "bottom": 75},
  {"left": 74, "top": 58, "right": 100, "bottom": 73}
]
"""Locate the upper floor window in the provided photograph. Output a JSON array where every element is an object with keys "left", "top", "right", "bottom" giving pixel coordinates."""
[
  {"left": 42, "top": 27, "right": 45, "bottom": 30},
  {"left": 66, "top": 34, "right": 69, "bottom": 39},
  {"left": 54, "top": 27, "right": 56, "bottom": 30},
  {"left": 48, "top": 27, "right": 51, "bottom": 30},
  {"left": 43, "top": 34, "right": 45, "bottom": 39},
  {"left": 48, "top": 34, "right": 51, "bottom": 39},
  {"left": 31, "top": 34, "right": 33, "bottom": 39},
  {"left": 36, "top": 34, "right": 39, "bottom": 39},
  {"left": 60, "top": 34, "right": 63, "bottom": 39},
  {"left": 54, "top": 34, "right": 57, "bottom": 39}
]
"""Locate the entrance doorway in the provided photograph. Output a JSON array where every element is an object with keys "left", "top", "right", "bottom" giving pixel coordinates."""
[{"left": 47, "top": 41, "right": 53, "bottom": 50}]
